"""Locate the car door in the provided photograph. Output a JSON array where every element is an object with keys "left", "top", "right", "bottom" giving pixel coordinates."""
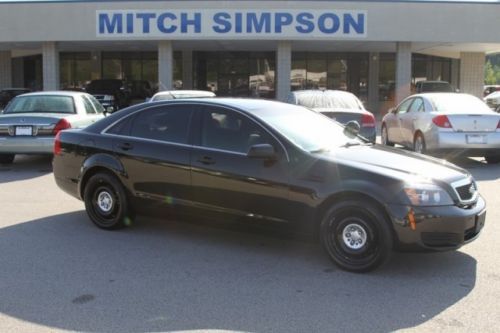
[
  {"left": 190, "top": 105, "right": 291, "bottom": 223},
  {"left": 388, "top": 98, "right": 413, "bottom": 145},
  {"left": 400, "top": 97, "right": 424, "bottom": 146},
  {"left": 109, "top": 104, "right": 197, "bottom": 208}
]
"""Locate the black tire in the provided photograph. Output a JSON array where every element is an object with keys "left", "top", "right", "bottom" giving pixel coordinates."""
[
  {"left": 413, "top": 133, "right": 426, "bottom": 154},
  {"left": 320, "top": 200, "right": 393, "bottom": 273},
  {"left": 381, "top": 125, "right": 394, "bottom": 146},
  {"left": 0, "top": 154, "right": 15, "bottom": 164},
  {"left": 485, "top": 155, "right": 500, "bottom": 164},
  {"left": 83, "top": 172, "right": 133, "bottom": 230}
]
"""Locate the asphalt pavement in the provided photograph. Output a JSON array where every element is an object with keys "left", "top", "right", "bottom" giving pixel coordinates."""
[{"left": 0, "top": 154, "right": 499, "bottom": 333}]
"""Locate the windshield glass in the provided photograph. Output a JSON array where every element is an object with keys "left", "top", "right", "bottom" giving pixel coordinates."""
[
  {"left": 293, "top": 90, "right": 364, "bottom": 110},
  {"left": 253, "top": 104, "right": 363, "bottom": 152},
  {"left": 429, "top": 94, "right": 492, "bottom": 113},
  {"left": 4, "top": 95, "right": 76, "bottom": 114}
]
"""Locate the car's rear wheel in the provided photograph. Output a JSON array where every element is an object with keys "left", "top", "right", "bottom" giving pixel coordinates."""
[
  {"left": 0, "top": 154, "right": 15, "bottom": 164},
  {"left": 320, "top": 200, "right": 393, "bottom": 273},
  {"left": 83, "top": 172, "right": 133, "bottom": 230},
  {"left": 381, "top": 125, "right": 394, "bottom": 146},
  {"left": 485, "top": 155, "right": 500, "bottom": 164},
  {"left": 414, "top": 133, "right": 426, "bottom": 154}
]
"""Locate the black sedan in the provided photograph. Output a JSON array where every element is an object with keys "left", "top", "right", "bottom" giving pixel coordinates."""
[{"left": 53, "top": 99, "right": 486, "bottom": 272}]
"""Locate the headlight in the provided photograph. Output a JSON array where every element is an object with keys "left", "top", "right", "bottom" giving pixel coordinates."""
[{"left": 403, "top": 183, "right": 453, "bottom": 206}]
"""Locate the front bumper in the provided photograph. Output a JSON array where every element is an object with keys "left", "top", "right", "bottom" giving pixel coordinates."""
[
  {"left": 0, "top": 136, "right": 55, "bottom": 154},
  {"left": 387, "top": 195, "right": 486, "bottom": 251}
]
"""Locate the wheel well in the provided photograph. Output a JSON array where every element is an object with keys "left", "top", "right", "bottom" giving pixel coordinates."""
[
  {"left": 414, "top": 130, "right": 424, "bottom": 141},
  {"left": 314, "top": 191, "right": 397, "bottom": 244},
  {"left": 79, "top": 166, "right": 117, "bottom": 198}
]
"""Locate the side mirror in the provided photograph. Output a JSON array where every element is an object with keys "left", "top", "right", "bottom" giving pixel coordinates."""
[
  {"left": 247, "top": 144, "right": 276, "bottom": 160},
  {"left": 344, "top": 120, "right": 361, "bottom": 138},
  {"left": 388, "top": 107, "right": 396, "bottom": 114}
]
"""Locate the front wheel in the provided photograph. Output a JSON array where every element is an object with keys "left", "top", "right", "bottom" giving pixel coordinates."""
[
  {"left": 0, "top": 154, "right": 15, "bottom": 164},
  {"left": 414, "top": 133, "right": 426, "bottom": 154},
  {"left": 320, "top": 200, "right": 393, "bottom": 273},
  {"left": 83, "top": 172, "right": 134, "bottom": 230}
]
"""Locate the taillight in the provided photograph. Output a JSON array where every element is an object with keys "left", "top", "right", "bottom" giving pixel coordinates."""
[
  {"left": 361, "top": 113, "right": 375, "bottom": 128},
  {"left": 53, "top": 131, "right": 62, "bottom": 156},
  {"left": 52, "top": 118, "right": 71, "bottom": 135},
  {"left": 432, "top": 115, "right": 452, "bottom": 128}
]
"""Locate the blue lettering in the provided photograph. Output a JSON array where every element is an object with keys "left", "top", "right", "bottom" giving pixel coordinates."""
[
  {"left": 157, "top": 13, "right": 177, "bottom": 33},
  {"left": 213, "top": 12, "right": 231, "bottom": 33},
  {"left": 98, "top": 13, "right": 123, "bottom": 34},
  {"left": 181, "top": 13, "right": 201, "bottom": 33},
  {"left": 246, "top": 13, "right": 271, "bottom": 33},
  {"left": 126, "top": 13, "right": 134, "bottom": 33},
  {"left": 235, "top": 13, "right": 243, "bottom": 33},
  {"left": 136, "top": 13, "right": 156, "bottom": 33},
  {"left": 295, "top": 12, "right": 314, "bottom": 33},
  {"left": 318, "top": 13, "right": 340, "bottom": 34},
  {"left": 343, "top": 13, "right": 364, "bottom": 34},
  {"left": 275, "top": 13, "right": 293, "bottom": 33}
]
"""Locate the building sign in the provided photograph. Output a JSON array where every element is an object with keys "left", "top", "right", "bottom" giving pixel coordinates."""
[{"left": 96, "top": 10, "right": 367, "bottom": 39}]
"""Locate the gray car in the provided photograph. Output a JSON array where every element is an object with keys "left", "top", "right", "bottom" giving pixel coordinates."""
[
  {"left": 0, "top": 91, "right": 105, "bottom": 164},
  {"left": 381, "top": 93, "right": 500, "bottom": 164}
]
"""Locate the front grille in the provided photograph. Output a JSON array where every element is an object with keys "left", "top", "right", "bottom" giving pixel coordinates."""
[{"left": 455, "top": 182, "right": 476, "bottom": 201}]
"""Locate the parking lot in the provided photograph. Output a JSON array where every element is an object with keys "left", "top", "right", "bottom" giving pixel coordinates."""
[{"left": 0, "top": 154, "right": 498, "bottom": 332}]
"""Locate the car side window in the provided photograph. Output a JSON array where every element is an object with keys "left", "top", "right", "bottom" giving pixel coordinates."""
[
  {"left": 408, "top": 98, "right": 425, "bottom": 113},
  {"left": 200, "top": 107, "right": 274, "bottom": 154},
  {"left": 82, "top": 96, "right": 97, "bottom": 114},
  {"left": 129, "top": 106, "right": 193, "bottom": 144},
  {"left": 88, "top": 95, "right": 105, "bottom": 114},
  {"left": 397, "top": 99, "right": 413, "bottom": 114}
]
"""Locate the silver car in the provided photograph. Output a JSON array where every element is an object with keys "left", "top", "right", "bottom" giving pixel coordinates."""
[
  {"left": 381, "top": 93, "right": 500, "bottom": 164},
  {"left": 149, "top": 90, "right": 216, "bottom": 102},
  {"left": 0, "top": 91, "right": 105, "bottom": 164}
]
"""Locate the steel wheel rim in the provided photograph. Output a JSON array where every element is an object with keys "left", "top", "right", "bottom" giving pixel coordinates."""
[
  {"left": 342, "top": 223, "right": 368, "bottom": 250},
  {"left": 97, "top": 190, "right": 114, "bottom": 213}
]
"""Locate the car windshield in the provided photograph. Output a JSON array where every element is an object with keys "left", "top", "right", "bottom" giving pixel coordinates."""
[
  {"left": 293, "top": 91, "right": 364, "bottom": 110},
  {"left": 4, "top": 95, "right": 76, "bottom": 114},
  {"left": 429, "top": 94, "right": 492, "bottom": 114},
  {"left": 252, "top": 104, "right": 363, "bottom": 152}
]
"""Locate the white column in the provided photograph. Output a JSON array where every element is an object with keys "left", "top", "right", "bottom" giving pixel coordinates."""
[
  {"left": 450, "top": 58, "right": 460, "bottom": 91},
  {"left": 0, "top": 51, "right": 13, "bottom": 89},
  {"left": 276, "top": 41, "right": 291, "bottom": 102},
  {"left": 158, "top": 41, "right": 173, "bottom": 91},
  {"left": 395, "top": 42, "right": 412, "bottom": 104},
  {"left": 42, "top": 42, "right": 59, "bottom": 91},
  {"left": 459, "top": 52, "right": 485, "bottom": 98},
  {"left": 368, "top": 52, "right": 380, "bottom": 114},
  {"left": 182, "top": 50, "right": 193, "bottom": 89}
]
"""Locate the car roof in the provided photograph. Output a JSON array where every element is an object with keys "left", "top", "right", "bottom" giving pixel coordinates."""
[
  {"left": 153, "top": 90, "right": 216, "bottom": 97},
  {"left": 14, "top": 91, "right": 87, "bottom": 97},
  {"left": 148, "top": 97, "right": 295, "bottom": 112}
]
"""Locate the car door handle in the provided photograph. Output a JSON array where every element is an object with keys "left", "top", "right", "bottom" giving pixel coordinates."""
[
  {"left": 197, "top": 156, "right": 215, "bottom": 165},
  {"left": 118, "top": 142, "right": 133, "bottom": 151}
]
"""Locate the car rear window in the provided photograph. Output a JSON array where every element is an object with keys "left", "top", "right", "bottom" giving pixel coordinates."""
[
  {"left": 429, "top": 94, "right": 492, "bottom": 114},
  {"left": 4, "top": 95, "right": 76, "bottom": 114}
]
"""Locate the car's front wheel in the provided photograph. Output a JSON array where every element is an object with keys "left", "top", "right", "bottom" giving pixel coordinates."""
[
  {"left": 83, "top": 172, "right": 133, "bottom": 230},
  {"left": 381, "top": 125, "right": 394, "bottom": 146},
  {"left": 414, "top": 133, "right": 426, "bottom": 154},
  {"left": 0, "top": 154, "right": 15, "bottom": 164},
  {"left": 320, "top": 200, "right": 393, "bottom": 273}
]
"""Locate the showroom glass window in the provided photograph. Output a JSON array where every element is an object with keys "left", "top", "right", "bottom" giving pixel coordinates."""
[{"left": 60, "top": 52, "right": 91, "bottom": 91}]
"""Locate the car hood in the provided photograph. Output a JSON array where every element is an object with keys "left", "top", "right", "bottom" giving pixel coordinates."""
[{"left": 318, "top": 144, "right": 470, "bottom": 184}]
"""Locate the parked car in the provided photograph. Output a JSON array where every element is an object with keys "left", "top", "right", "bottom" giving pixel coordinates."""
[
  {"left": 0, "top": 91, "right": 105, "bottom": 164},
  {"left": 53, "top": 98, "right": 485, "bottom": 272},
  {"left": 85, "top": 79, "right": 131, "bottom": 111},
  {"left": 484, "top": 91, "right": 500, "bottom": 112},
  {"left": 149, "top": 90, "right": 216, "bottom": 102},
  {"left": 0, "top": 88, "right": 31, "bottom": 110},
  {"left": 414, "top": 81, "right": 455, "bottom": 93},
  {"left": 381, "top": 93, "right": 500, "bottom": 163},
  {"left": 287, "top": 90, "right": 376, "bottom": 142},
  {"left": 483, "top": 85, "right": 500, "bottom": 97},
  {"left": 130, "top": 80, "right": 153, "bottom": 100}
]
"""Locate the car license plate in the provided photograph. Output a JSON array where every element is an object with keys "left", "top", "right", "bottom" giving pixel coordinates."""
[
  {"left": 475, "top": 210, "right": 486, "bottom": 233},
  {"left": 15, "top": 126, "right": 33, "bottom": 136},
  {"left": 466, "top": 135, "right": 486, "bottom": 144}
]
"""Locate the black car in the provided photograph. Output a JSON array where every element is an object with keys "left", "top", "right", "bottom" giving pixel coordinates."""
[
  {"left": 85, "top": 79, "right": 131, "bottom": 111},
  {"left": 53, "top": 99, "right": 486, "bottom": 272},
  {"left": 0, "top": 88, "right": 31, "bottom": 110}
]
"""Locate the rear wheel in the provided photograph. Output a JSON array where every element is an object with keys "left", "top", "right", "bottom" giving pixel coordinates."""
[
  {"left": 0, "top": 154, "right": 15, "bottom": 164},
  {"left": 320, "top": 200, "right": 393, "bottom": 273},
  {"left": 83, "top": 172, "right": 133, "bottom": 230},
  {"left": 414, "top": 133, "right": 426, "bottom": 154},
  {"left": 485, "top": 155, "right": 500, "bottom": 164},
  {"left": 381, "top": 125, "right": 394, "bottom": 146}
]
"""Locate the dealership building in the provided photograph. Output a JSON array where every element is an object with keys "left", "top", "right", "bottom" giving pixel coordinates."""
[{"left": 0, "top": 0, "right": 500, "bottom": 114}]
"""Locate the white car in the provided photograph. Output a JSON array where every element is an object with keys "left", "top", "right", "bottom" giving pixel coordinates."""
[
  {"left": 381, "top": 93, "right": 500, "bottom": 164},
  {"left": 484, "top": 91, "right": 500, "bottom": 112},
  {"left": 149, "top": 90, "right": 216, "bottom": 102}
]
